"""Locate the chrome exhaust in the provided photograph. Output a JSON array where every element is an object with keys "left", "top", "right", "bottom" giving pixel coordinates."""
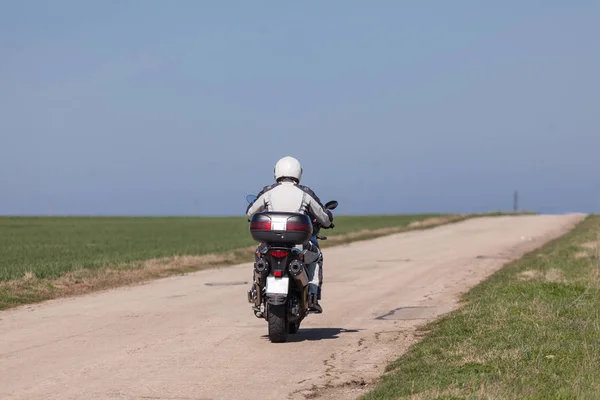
[{"left": 289, "top": 259, "right": 309, "bottom": 287}]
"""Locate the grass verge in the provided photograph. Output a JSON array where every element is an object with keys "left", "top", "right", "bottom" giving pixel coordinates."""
[
  {"left": 362, "top": 215, "right": 600, "bottom": 400},
  {"left": 0, "top": 213, "right": 490, "bottom": 310}
]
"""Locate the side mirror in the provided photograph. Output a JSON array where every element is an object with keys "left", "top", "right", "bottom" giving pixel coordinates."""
[
  {"left": 246, "top": 194, "right": 257, "bottom": 204},
  {"left": 325, "top": 200, "right": 338, "bottom": 210}
]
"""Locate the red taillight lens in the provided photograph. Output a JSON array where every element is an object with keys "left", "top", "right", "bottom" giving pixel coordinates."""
[
  {"left": 273, "top": 270, "right": 282, "bottom": 277},
  {"left": 270, "top": 250, "right": 289, "bottom": 258},
  {"left": 250, "top": 221, "right": 271, "bottom": 230},
  {"left": 286, "top": 222, "right": 311, "bottom": 232}
]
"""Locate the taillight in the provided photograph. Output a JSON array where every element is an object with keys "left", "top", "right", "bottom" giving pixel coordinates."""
[
  {"left": 273, "top": 270, "right": 283, "bottom": 277},
  {"left": 250, "top": 221, "right": 271, "bottom": 230},
  {"left": 270, "top": 250, "right": 289, "bottom": 258},
  {"left": 286, "top": 222, "right": 311, "bottom": 232}
]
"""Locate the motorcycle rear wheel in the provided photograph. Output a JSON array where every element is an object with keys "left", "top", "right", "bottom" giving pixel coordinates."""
[
  {"left": 267, "top": 304, "right": 288, "bottom": 343},
  {"left": 288, "top": 322, "right": 300, "bottom": 334}
]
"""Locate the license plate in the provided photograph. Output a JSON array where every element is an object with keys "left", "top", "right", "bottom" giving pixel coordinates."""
[{"left": 266, "top": 276, "right": 289, "bottom": 295}]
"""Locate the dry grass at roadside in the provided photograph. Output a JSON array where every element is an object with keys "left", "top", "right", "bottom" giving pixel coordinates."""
[{"left": 0, "top": 248, "right": 255, "bottom": 309}]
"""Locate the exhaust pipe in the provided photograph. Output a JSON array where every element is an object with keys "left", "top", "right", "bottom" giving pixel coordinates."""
[
  {"left": 289, "top": 259, "right": 309, "bottom": 287},
  {"left": 254, "top": 258, "right": 269, "bottom": 277}
]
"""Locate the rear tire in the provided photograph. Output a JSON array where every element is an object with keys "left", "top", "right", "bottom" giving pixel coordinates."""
[
  {"left": 288, "top": 322, "right": 300, "bottom": 334},
  {"left": 268, "top": 304, "right": 288, "bottom": 343}
]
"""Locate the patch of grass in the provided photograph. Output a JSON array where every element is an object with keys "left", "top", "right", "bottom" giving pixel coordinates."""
[
  {"left": 0, "top": 214, "right": 481, "bottom": 310},
  {"left": 362, "top": 215, "right": 600, "bottom": 400},
  {"left": 0, "top": 217, "right": 246, "bottom": 282}
]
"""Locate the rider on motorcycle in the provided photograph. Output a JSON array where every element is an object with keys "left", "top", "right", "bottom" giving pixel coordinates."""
[{"left": 246, "top": 156, "right": 334, "bottom": 313}]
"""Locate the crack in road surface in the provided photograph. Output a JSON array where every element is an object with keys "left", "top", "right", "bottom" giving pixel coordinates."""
[
  {"left": 0, "top": 214, "right": 584, "bottom": 400},
  {"left": 375, "top": 306, "right": 438, "bottom": 321}
]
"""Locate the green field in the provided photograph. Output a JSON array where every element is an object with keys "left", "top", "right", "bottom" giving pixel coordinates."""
[
  {"left": 0, "top": 214, "right": 454, "bottom": 281},
  {"left": 0, "top": 214, "right": 467, "bottom": 309},
  {"left": 363, "top": 215, "right": 600, "bottom": 400}
]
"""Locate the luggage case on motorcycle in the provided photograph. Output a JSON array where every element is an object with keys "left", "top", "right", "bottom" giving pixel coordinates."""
[{"left": 249, "top": 212, "right": 312, "bottom": 245}]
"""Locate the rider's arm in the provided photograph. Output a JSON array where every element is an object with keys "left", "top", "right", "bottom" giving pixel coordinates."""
[
  {"left": 246, "top": 194, "right": 266, "bottom": 218},
  {"left": 301, "top": 187, "right": 333, "bottom": 228},
  {"left": 246, "top": 184, "right": 275, "bottom": 218}
]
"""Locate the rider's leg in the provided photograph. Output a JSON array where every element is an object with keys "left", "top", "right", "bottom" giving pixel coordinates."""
[
  {"left": 309, "top": 235, "right": 324, "bottom": 300},
  {"left": 306, "top": 260, "right": 320, "bottom": 296},
  {"left": 317, "top": 252, "right": 323, "bottom": 300},
  {"left": 305, "top": 260, "right": 322, "bottom": 313},
  {"left": 304, "top": 237, "right": 323, "bottom": 312}
]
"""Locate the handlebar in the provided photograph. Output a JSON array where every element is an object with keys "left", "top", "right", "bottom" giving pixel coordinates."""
[{"left": 311, "top": 219, "right": 334, "bottom": 241}]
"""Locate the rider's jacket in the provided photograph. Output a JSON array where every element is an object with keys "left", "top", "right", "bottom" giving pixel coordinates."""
[{"left": 246, "top": 181, "right": 333, "bottom": 228}]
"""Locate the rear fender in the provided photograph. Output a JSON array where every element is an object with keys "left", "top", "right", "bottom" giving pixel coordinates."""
[{"left": 266, "top": 294, "right": 287, "bottom": 305}]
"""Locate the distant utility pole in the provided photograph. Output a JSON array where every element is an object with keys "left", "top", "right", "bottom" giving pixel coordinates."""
[{"left": 513, "top": 190, "right": 519, "bottom": 212}]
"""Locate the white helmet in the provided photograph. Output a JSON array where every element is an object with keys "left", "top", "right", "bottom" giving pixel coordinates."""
[{"left": 274, "top": 156, "right": 303, "bottom": 183}]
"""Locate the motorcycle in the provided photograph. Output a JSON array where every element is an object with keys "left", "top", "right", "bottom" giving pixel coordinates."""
[{"left": 245, "top": 194, "right": 338, "bottom": 343}]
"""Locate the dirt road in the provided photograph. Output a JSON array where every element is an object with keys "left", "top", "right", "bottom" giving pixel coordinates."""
[{"left": 0, "top": 214, "right": 584, "bottom": 400}]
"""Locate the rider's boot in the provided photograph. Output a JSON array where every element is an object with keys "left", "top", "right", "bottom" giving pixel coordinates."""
[{"left": 308, "top": 294, "right": 323, "bottom": 313}]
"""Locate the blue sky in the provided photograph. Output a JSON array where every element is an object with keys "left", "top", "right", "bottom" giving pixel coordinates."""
[{"left": 1, "top": 1, "right": 598, "bottom": 216}]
